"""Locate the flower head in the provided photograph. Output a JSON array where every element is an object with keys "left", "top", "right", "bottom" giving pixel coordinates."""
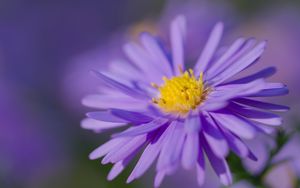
[{"left": 82, "top": 15, "right": 288, "bottom": 187}]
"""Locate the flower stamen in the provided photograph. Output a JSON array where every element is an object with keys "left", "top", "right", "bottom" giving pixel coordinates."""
[{"left": 152, "top": 69, "right": 208, "bottom": 115}]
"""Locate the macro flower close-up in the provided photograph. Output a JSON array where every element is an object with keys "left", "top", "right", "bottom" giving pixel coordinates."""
[
  {"left": 82, "top": 15, "right": 288, "bottom": 187},
  {"left": 2, "top": 1, "right": 299, "bottom": 188}
]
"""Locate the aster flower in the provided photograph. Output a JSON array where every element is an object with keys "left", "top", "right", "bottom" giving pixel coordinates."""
[{"left": 82, "top": 15, "right": 288, "bottom": 187}]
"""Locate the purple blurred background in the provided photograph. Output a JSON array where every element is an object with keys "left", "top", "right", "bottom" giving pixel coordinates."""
[{"left": 0, "top": 0, "right": 299, "bottom": 188}]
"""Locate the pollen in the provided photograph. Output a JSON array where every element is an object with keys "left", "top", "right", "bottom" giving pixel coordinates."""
[{"left": 152, "top": 69, "right": 208, "bottom": 115}]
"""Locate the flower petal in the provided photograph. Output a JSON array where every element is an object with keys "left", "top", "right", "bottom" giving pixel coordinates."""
[
  {"left": 225, "top": 67, "right": 276, "bottom": 85},
  {"left": 202, "top": 114, "right": 229, "bottom": 158},
  {"left": 196, "top": 147, "right": 205, "bottom": 186},
  {"left": 194, "top": 22, "right": 224, "bottom": 75},
  {"left": 87, "top": 111, "right": 128, "bottom": 123},
  {"left": 91, "top": 70, "right": 148, "bottom": 99},
  {"left": 210, "top": 111, "right": 256, "bottom": 139},
  {"left": 206, "top": 37, "right": 246, "bottom": 79},
  {"left": 140, "top": 33, "right": 172, "bottom": 77},
  {"left": 89, "top": 137, "right": 130, "bottom": 160},
  {"left": 170, "top": 15, "right": 186, "bottom": 75},
  {"left": 211, "top": 41, "right": 267, "bottom": 85},
  {"left": 127, "top": 127, "right": 168, "bottom": 183},
  {"left": 108, "top": 134, "right": 147, "bottom": 163},
  {"left": 234, "top": 98, "right": 289, "bottom": 112},
  {"left": 110, "top": 109, "right": 153, "bottom": 124},
  {"left": 107, "top": 148, "right": 138, "bottom": 181},
  {"left": 202, "top": 137, "right": 232, "bottom": 186},
  {"left": 113, "top": 118, "right": 169, "bottom": 137},
  {"left": 81, "top": 118, "right": 126, "bottom": 132},
  {"left": 228, "top": 103, "right": 283, "bottom": 126},
  {"left": 82, "top": 94, "right": 147, "bottom": 110}
]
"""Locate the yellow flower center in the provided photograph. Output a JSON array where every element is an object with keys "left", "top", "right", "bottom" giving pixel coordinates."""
[{"left": 152, "top": 69, "right": 208, "bottom": 116}]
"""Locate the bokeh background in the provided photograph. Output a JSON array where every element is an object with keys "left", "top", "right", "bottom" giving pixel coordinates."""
[{"left": 1, "top": 0, "right": 299, "bottom": 188}]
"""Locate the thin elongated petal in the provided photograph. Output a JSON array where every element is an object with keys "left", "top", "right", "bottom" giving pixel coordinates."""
[
  {"left": 211, "top": 41, "right": 267, "bottom": 85},
  {"left": 140, "top": 33, "right": 172, "bottom": 76},
  {"left": 206, "top": 38, "right": 246, "bottom": 78},
  {"left": 250, "top": 86, "right": 289, "bottom": 97},
  {"left": 210, "top": 112, "right": 256, "bottom": 139},
  {"left": 82, "top": 94, "right": 146, "bottom": 110},
  {"left": 89, "top": 137, "right": 130, "bottom": 160},
  {"left": 154, "top": 171, "right": 165, "bottom": 188},
  {"left": 184, "top": 114, "right": 201, "bottom": 133},
  {"left": 196, "top": 147, "right": 205, "bottom": 186},
  {"left": 108, "top": 148, "right": 138, "bottom": 181},
  {"left": 206, "top": 38, "right": 257, "bottom": 81},
  {"left": 170, "top": 15, "right": 186, "bottom": 75},
  {"left": 234, "top": 98, "right": 289, "bottom": 112},
  {"left": 156, "top": 121, "right": 177, "bottom": 171},
  {"left": 202, "top": 137, "right": 232, "bottom": 186},
  {"left": 182, "top": 132, "right": 199, "bottom": 169},
  {"left": 110, "top": 109, "right": 153, "bottom": 124},
  {"left": 123, "top": 42, "right": 163, "bottom": 83},
  {"left": 91, "top": 70, "right": 147, "bottom": 99},
  {"left": 87, "top": 111, "right": 128, "bottom": 123},
  {"left": 108, "top": 135, "right": 147, "bottom": 163},
  {"left": 113, "top": 118, "right": 168, "bottom": 137},
  {"left": 81, "top": 118, "right": 126, "bottom": 131},
  {"left": 219, "top": 126, "right": 250, "bottom": 158},
  {"left": 226, "top": 67, "right": 276, "bottom": 84},
  {"left": 194, "top": 22, "right": 224, "bottom": 75},
  {"left": 202, "top": 115, "right": 229, "bottom": 158},
  {"left": 212, "top": 79, "right": 266, "bottom": 99},
  {"left": 229, "top": 103, "right": 283, "bottom": 126},
  {"left": 127, "top": 127, "right": 169, "bottom": 183}
]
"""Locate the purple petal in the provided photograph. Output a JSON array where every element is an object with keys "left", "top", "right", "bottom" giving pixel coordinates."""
[
  {"left": 154, "top": 171, "right": 165, "bottom": 188},
  {"left": 113, "top": 118, "right": 168, "bottom": 137},
  {"left": 82, "top": 94, "right": 147, "bottom": 110},
  {"left": 110, "top": 109, "right": 153, "bottom": 124},
  {"left": 91, "top": 70, "right": 147, "bottom": 99},
  {"left": 194, "top": 22, "right": 224, "bottom": 75},
  {"left": 206, "top": 38, "right": 246, "bottom": 78},
  {"left": 210, "top": 79, "right": 266, "bottom": 101},
  {"left": 107, "top": 148, "right": 138, "bottom": 181},
  {"left": 156, "top": 121, "right": 185, "bottom": 171},
  {"left": 250, "top": 86, "right": 289, "bottom": 97},
  {"left": 156, "top": 121, "right": 178, "bottom": 171},
  {"left": 140, "top": 33, "right": 172, "bottom": 77},
  {"left": 154, "top": 165, "right": 178, "bottom": 187},
  {"left": 225, "top": 67, "right": 276, "bottom": 84},
  {"left": 234, "top": 98, "right": 289, "bottom": 112},
  {"left": 127, "top": 127, "right": 169, "bottom": 183},
  {"left": 202, "top": 137, "right": 232, "bottom": 186},
  {"left": 196, "top": 147, "right": 205, "bottom": 186},
  {"left": 202, "top": 114, "right": 229, "bottom": 158},
  {"left": 242, "top": 134, "right": 275, "bottom": 174},
  {"left": 211, "top": 41, "right": 267, "bottom": 85},
  {"left": 81, "top": 118, "right": 126, "bottom": 131},
  {"left": 206, "top": 38, "right": 256, "bottom": 81},
  {"left": 210, "top": 112, "right": 256, "bottom": 139},
  {"left": 170, "top": 15, "right": 186, "bottom": 75},
  {"left": 182, "top": 131, "right": 199, "bottom": 169},
  {"left": 87, "top": 111, "right": 128, "bottom": 123},
  {"left": 184, "top": 114, "right": 201, "bottom": 133},
  {"left": 108, "top": 135, "right": 147, "bottom": 163},
  {"left": 89, "top": 137, "right": 129, "bottom": 160},
  {"left": 107, "top": 59, "right": 144, "bottom": 83},
  {"left": 219, "top": 126, "right": 250, "bottom": 158},
  {"left": 200, "top": 100, "right": 229, "bottom": 111},
  {"left": 228, "top": 103, "right": 283, "bottom": 126},
  {"left": 123, "top": 42, "right": 163, "bottom": 84}
]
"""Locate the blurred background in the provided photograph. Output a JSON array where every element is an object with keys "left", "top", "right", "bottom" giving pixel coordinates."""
[{"left": 0, "top": 0, "right": 299, "bottom": 188}]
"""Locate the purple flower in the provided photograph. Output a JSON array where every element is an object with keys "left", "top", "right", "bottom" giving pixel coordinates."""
[{"left": 82, "top": 15, "right": 288, "bottom": 187}]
